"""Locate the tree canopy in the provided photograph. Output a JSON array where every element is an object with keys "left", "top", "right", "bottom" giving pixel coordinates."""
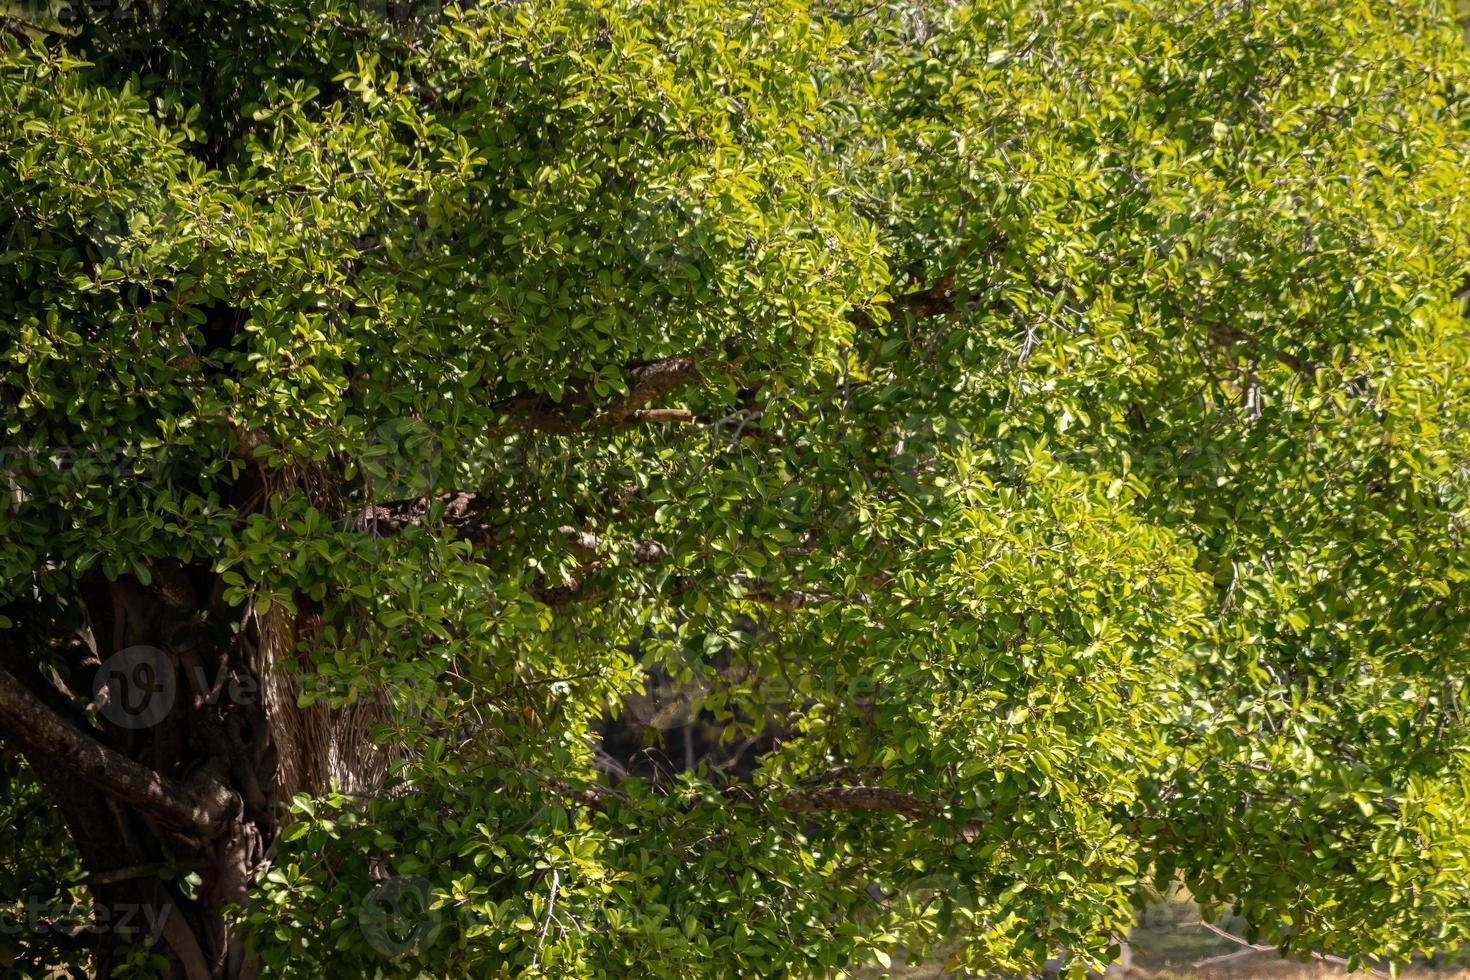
[{"left": 3, "top": 0, "right": 1470, "bottom": 976}]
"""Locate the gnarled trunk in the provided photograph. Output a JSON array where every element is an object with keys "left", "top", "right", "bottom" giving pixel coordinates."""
[{"left": 0, "top": 561, "right": 392, "bottom": 978}]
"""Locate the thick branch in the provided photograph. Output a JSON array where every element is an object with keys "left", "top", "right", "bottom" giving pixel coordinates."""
[
  {"left": 850, "top": 280, "right": 960, "bottom": 331},
  {"left": 779, "top": 785, "right": 938, "bottom": 820},
  {"left": 0, "top": 633, "right": 94, "bottom": 731},
  {"left": 596, "top": 357, "right": 700, "bottom": 427},
  {"left": 497, "top": 356, "right": 700, "bottom": 434},
  {"left": 0, "top": 667, "right": 232, "bottom": 836},
  {"left": 352, "top": 490, "right": 489, "bottom": 537}
]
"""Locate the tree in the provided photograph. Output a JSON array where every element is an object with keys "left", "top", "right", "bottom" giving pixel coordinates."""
[{"left": 2, "top": 0, "right": 1470, "bottom": 975}]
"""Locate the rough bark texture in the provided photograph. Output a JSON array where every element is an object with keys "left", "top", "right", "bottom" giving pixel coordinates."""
[
  {"left": 0, "top": 573, "right": 402, "bottom": 977},
  {"left": 0, "top": 572, "right": 274, "bottom": 978}
]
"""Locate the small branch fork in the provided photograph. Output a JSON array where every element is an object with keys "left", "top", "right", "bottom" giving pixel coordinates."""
[{"left": 531, "top": 869, "right": 560, "bottom": 969}]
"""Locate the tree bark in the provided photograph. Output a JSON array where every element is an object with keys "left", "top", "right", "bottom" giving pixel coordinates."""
[{"left": 0, "top": 574, "right": 277, "bottom": 979}]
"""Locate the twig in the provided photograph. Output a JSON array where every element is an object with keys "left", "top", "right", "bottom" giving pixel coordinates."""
[
  {"left": 1195, "top": 921, "right": 1388, "bottom": 977},
  {"left": 532, "top": 869, "right": 560, "bottom": 968},
  {"left": 1192, "top": 947, "right": 1267, "bottom": 968}
]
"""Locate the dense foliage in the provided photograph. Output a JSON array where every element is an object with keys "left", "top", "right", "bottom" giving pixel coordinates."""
[{"left": 3, "top": 0, "right": 1470, "bottom": 976}]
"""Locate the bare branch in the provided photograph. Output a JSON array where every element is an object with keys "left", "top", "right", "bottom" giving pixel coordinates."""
[
  {"left": 627, "top": 408, "right": 695, "bottom": 424},
  {"left": 1195, "top": 921, "right": 1387, "bottom": 978}
]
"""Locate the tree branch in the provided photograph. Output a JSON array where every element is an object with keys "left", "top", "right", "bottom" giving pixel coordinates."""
[
  {"left": 850, "top": 282, "right": 960, "bottom": 331},
  {"left": 0, "top": 632, "right": 94, "bottom": 732},
  {"left": 353, "top": 499, "right": 843, "bottom": 610},
  {"left": 555, "top": 775, "right": 984, "bottom": 840},
  {"left": 1206, "top": 322, "right": 1311, "bottom": 376},
  {"left": 0, "top": 667, "right": 232, "bottom": 837},
  {"left": 779, "top": 785, "right": 939, "bottom": 820},
  {"left": 352, "top": 490, "right": 489, "bottom": 538},
  {"left": 496, "top": 356, "right": 700, "bottom": 434},
  {"left": 729, "top": 574, "right": 836, "bottom": 610},
  {"left": 1194, "top": 921, "right": 1388, "bottom": 978}
]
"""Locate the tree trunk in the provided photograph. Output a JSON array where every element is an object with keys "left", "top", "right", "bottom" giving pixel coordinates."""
[
  {"left": 0, "top": 568, "right": 278, "bottom": 978},
  {"left": 0, "top": 550, "right": 400, "bottom": 978}
]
